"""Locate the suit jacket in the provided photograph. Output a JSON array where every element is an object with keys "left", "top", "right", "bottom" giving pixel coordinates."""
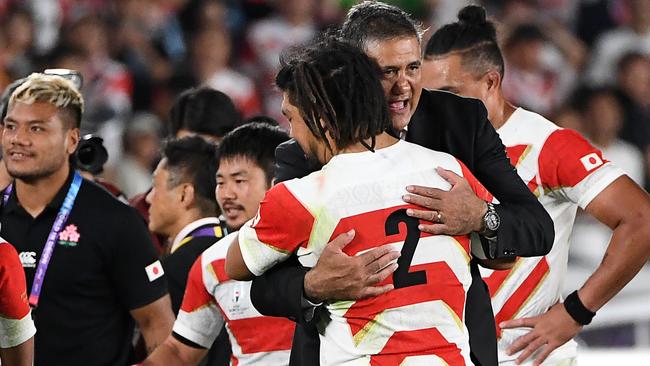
[{"left": 250, "top": 89, "right": 555, "bottom": 366}]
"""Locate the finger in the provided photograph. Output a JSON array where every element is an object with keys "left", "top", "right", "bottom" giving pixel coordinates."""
[
  {"left": 402, "top": 193, "right": 441, "bottom": 209},
  {"left": 500, "top": 317, "right": 537, "bottom": 330},
  {"left": 358, "top": 284, "right": 394, "bottom": 300},
  {"left": 366, "top": 263, "right": 398, "bottom": 285},
  {"left": 516, "top": 338, "right": 546, "bottom": 365},
  {"left": 329, "top": 229, "right": 356, "bottom": 251},
  {"left": 405, "top": 208, "right": 439, "bottom": 223},
  {"left": 359, "top": 244, "right": 398, "bottom": 266},
  {"left": 508, "top": 330, "right": 538, "bottom": 355},
  {"left": 417, "top": 223, "right": 453, "bottom": 236},
  {"left": 435, "top": 167, "right": 464, "bottom": 185},
  {"left": 533, "top": 344, "right": 555, "bottom": 366},
  {"left": 365, "top": 251, "right": 401, "bottom": 274},
  {"left": 405, "top": 185, "right": 446, "bottom": 200}
]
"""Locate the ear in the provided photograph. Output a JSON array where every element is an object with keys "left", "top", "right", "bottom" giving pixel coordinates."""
[
  {"left": 180, "top": 183, "right": 196, "bottom": 209},
  {"left": 484, "top": 70, "right": 502, "bottom": 93},
  {"left": 66, "top": 128, "right": 80, "bottom": 155}
]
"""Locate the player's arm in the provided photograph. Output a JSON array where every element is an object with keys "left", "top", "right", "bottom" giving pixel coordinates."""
[
  {"left": 130, "top": 295, "right": 175, "bottom": 354},
  {"left": 140, "top": 335, "right": 206, "bottom": 366},
  {"left": 404, "top": 99, "right": 554, "bottom": 259},
  {"left": 225, "top": 234, "right": 254, "bottom": 280},
  {"left": 0, "top": 337, "right": 34, "bottom": 366},
  {"left": 227, "top": 183, "right": 314, "bottom": 281},
  {"left": 0, "top": 244, "right": 36, "bottom": 366},
  {"left": 503, "top": 175, "right": 650, "bottom": 365},
  {"left": 113, "top": 208, "right": 174, "bottom": 355}
]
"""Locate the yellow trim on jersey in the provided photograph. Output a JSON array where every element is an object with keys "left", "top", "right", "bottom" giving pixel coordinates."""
[
  {"left": 514, "top": 269, "right": 550, "bottom": 319},
  {"left": 442, "top": 301, "right": 464, "bottom": 332},
  {"left": 451, "top": 238, "right": 471, "bottom": 264},
  {"left": 491, "top": 258, "right": 526, "bottom": 299},
  {"left": 352, "top": 312, "right": 385, "bottom": 347}
]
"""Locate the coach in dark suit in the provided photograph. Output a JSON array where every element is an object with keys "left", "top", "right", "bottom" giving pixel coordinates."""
[{"left": 250, "top": 2, "right": 554, "bottom": 366}]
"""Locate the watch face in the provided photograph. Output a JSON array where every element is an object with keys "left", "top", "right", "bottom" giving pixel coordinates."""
[{"left": 486, "top": 212, "right": 500, "bottom": 231}]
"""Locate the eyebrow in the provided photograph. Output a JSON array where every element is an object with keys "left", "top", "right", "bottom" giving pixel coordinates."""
[
  {"left": 4, "top": 117, "right": 48, "bottom": 125},
  {"left": 217, "top": 170, "right": 248, "bottom": 178}
]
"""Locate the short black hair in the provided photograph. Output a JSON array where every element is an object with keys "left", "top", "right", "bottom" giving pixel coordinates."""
[
  {"left": 276, "top": 36, "right": 391, "bottom": 153},
  {"left": 168, "top": 87, "right": 241, "bottom": 138},
  {"left": 425, "top": 5, "right": 505, "bottom": 77},
  {"left": 340, "top": 0, "right": 423, "bottom": 51},
  {"left": 218, "top": 122, "right": 290, "bottom": 186},
  {"left": 162, "top": 136, "right": 219, "bottom": 216}
]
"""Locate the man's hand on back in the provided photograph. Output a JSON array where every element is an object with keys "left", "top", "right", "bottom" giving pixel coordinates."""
[
  {"left": 403, "top": 167, "right": 487, "bottom": 236},
  {"left": 303, "top": 230, "right": 401, "bottom": 302}
]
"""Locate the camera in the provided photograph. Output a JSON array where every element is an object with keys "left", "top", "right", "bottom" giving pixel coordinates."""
[{"left": 74, "top": 134, "right": 108, "bottom": 176}]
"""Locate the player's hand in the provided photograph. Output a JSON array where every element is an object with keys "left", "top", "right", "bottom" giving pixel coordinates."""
[
  {"left": 303, "top": 230, "right": 400, "bottom": 302},
  {"left": 500, "top": 303, "right": 583, "bottom": 365},
  {"left": 402, "top": 167, "right": 486, "bottom": 235}
]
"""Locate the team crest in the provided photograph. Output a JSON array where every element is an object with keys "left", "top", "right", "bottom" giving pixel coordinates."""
[{"left": 59, "top": 224, "right": 81, "bottom": 247}]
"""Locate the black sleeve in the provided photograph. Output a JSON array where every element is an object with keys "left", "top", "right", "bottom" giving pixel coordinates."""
[
  {"left": 471, "top": 100, "right": 555, "bottom": 258},
  {"left": 249, "top": 139, "right": 319, "bottom": 323},
  {"left": 110, "top": 206, "right": 168, "bottom": 310},
  {"left": 250, "top": 255, "right": 310, "bottom": 323}
]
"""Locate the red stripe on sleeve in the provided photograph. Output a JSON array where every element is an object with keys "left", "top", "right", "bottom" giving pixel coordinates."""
[
  {"left": 538, "top": 129, "right": 608, "bottom": 189},
  {"left": 180, "top": 257, "right": 214, "bottom": 313},
  {"left": 0, "top": 243, "right": 30, "bottom": 319},
  {"left": 252, "top": 183, "right": 314, "bottom": 252}
]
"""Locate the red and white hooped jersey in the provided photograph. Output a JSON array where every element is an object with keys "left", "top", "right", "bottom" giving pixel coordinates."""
[
  {"left": 174, "top": 233, "right": 295, "bottom": 366},
  {"left": 0, "top": 239, "right": 36, "bottom": 349},
  {"left": 239, "top": 140, "right": 495, "bottom": 366},
  {"left": 480, "top": 108, "right": 625, "bottom": 364}
]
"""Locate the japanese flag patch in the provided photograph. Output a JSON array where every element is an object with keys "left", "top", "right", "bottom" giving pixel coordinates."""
[
  {"left": 145, "top": 260, "right": 164, "bottom": 282},
  {"left": 580, "top": 152, "right": 603, "bottom": 172}
]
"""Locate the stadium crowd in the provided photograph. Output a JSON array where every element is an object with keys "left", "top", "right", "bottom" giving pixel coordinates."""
[{"left": 0, "top": 0, "right": 649, "bottom": 365}]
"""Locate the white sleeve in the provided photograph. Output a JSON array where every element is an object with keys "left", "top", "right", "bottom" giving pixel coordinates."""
[{"left": 0, "top": 312, "right": 36, "bottom": 349}]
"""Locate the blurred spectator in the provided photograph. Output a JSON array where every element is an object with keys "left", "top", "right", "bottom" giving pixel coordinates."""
[
  {"left": 552, "top": 104, "right": 585, "bottom": 134},
  {"left": 168, "top": 86, "right": 241, "bottom": 143},
  {"left": 586, "top": 0, "right": 650, "bottom": 85},
  {"left": 581, "top": 87, "right": 645, "bottom": 185},
  {"left": 502, "top": 23, "right": 578, "bottom": 116},
  {"left": 615, "top": 51, "right": 650, "bottom": 151},
  {"left": 64, "top": 15, "right": 133, "bottom": 136},
  {"left": 0, "top": 7, "right": 37, "bottom": 82},
  {"left": 193, "top": 27, "right": 261, "bottom": 118},
  {"left": 245, "top": 0, "right": 317, "bottom": 123},
  {"left": 115, "top": 112, "right": 162, "bottom": 198}
]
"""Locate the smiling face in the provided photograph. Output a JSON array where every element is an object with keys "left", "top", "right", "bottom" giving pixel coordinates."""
[
  {"left": 365, "top": 36, "right": 422, "bottom": 132},
  {"left": 216, "top": 156, "right": 269, "bottom": 231},
  {"left": 2, "top": 101, "right": 79, "bottom": 183}
]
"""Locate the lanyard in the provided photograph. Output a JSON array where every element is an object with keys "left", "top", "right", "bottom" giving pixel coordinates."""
[
  {"left": 4, "top": 172, "right": 83, "bottom": 308},
  {"left": 172, "top": 224, "right": 226, "bottom": 254}
]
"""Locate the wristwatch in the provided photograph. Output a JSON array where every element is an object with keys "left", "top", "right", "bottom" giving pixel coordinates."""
[{"left": 481, "top": 202, "right": 500, "bottom": 239}]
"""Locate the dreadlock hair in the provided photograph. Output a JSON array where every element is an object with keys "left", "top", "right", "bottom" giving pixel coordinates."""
[
  {"left": 340, "top": 1, "right": 424, "bottom": 52},
  {"left": 275, "top": 36, "right": 391, "bottom": 153},
  {"left": 424, "top": 5, "right": 504, "bottom": 78}
]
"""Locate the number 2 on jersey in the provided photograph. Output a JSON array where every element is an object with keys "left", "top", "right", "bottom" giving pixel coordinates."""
[{"left": 385, "top": 209, "right": 426, "bottom": 289}]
